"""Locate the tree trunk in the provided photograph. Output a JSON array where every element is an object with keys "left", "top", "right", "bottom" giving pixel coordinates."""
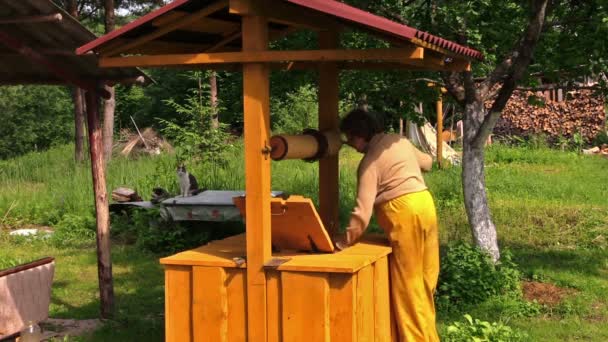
[
  {"left": 102, "top": 87, "right": 115, "bottom": 160},
  {"left": 73, "top": 88, "right": 85, "bottom": 162},
  {"left": 85, "top": 89, "right": 114, "bottom": 319},
  {"left": 67, "top": 0, "right": 85, "bottom": 162},
  {"left": 210, "top": 71, "right": 219, "bottom": 129},
  {"left": 462, "top": 100, "right": 500, "bottom": 262},
  {"left": 102, "top": 0, "right": 115, "bottom": 161}
]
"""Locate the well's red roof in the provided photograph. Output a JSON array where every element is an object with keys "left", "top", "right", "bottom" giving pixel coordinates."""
[{"left": 78, "top": 0, "right": 482, "bottom": 61}]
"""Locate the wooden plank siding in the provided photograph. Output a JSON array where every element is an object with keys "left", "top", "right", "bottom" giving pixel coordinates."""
[{"left": 161, "top": 237, "right": 392, "bottom": 341}]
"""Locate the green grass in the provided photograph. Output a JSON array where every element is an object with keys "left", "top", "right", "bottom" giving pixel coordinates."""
[{"left": 1, "top": 142, "right": 607, "bottom": 340}]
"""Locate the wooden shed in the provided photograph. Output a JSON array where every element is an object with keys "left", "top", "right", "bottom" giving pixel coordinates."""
[
  {"left": 0, "top": 0, "right": 148, "bottom": 319},
  {"left": 78, "top": 0, "right": 482, "bottom": 340}
]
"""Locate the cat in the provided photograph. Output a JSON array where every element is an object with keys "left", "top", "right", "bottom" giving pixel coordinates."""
[{"left": 176, "top": 165, "right": 199, "bottom": 197}]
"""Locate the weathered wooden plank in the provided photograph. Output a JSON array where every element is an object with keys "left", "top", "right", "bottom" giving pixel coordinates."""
[
  {"left": 329, "top": 273, "right": 357, "bottom": 342},
  {"left": 281, "top": 272, "right": 330, "bottom": 342},
  {"left": 193, "top": 267, "right": 227, "bottom": 342},
  {"left": 374, "top": 257, "right": 392, "bottom": 342},
  {"left": 164, "top": 265, "right": 192, "bottom": 342}
]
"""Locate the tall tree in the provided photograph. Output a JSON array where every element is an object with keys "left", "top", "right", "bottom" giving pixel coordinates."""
[
  {"left": 66, "top": 0, "right": 86, "bottom": 162},
  {"left": 210, "top": 71, "right": 219, "bottom": 129},
  {"left": 442, "top": 0, "right": 551, "bottom": 261},
  {"left": 102, "top": 0, "right": 116, "bottom": 161}
]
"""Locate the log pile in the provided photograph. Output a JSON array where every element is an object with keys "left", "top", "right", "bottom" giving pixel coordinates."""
[
  {"left": 111, "top": 187, "right": 142, "bottom": 202},
  {"left": 116, "top": 128, "right": 173, "bottom": 157},
  {"left": 491, "top": 90, "right": 606, "bottom": 142}
]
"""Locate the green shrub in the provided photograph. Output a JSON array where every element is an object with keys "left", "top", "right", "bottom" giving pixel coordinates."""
[
  {"left": 443, "top": 314, "right": 528, "bottom": 342},
  {"left": 159, "top": 71, "right": 234, "bottom": 165},
  {"left": 111, "top": 209, "right": 243, "bottom": 255},
  {"left": 271, "top": 84, "right": 318, "bottom": 134},
  {"left": 592, "top": 130, "right": 608, "bottom": 146},
  {"left": 436, "top": 242, "right": 521, "bottom": 308},
  {"left": 50, "top": 213, "right": 96, "bottom": 247}
]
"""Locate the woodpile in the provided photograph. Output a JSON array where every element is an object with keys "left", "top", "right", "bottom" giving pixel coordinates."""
[
  {"left": 116, "top": 128, "right": 173, "bottom": 157},
  {"left": 111, "top": 187, "right": 142, "bottom": 202},
  {"left": 491, "top": 89, "right": 606, "bottom": 142},
  {"left": 582, "top": 144, "right": 608, "bottom": 157}
]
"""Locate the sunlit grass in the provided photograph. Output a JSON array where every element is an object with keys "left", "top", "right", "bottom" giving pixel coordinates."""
[{"left": 1, "top": 142, "right": 607, "bottom": 340}]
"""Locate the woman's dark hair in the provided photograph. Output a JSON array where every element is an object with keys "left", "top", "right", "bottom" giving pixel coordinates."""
[{"left": 339, "top": 109, "right": 383, "bottom": 142}]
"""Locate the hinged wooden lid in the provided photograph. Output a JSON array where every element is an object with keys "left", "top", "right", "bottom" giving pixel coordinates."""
[{"left": 233, "top": 195, "right": 334, "bottom": 253}]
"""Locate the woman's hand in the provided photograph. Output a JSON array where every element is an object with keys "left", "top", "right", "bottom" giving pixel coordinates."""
[{"left": 334, "top": 239, "right": 349, "bottom": 252}]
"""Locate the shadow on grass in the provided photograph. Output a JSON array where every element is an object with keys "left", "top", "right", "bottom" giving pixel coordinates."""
[{"left": 505, "top": 243, "right": 608, "bottom": 280}]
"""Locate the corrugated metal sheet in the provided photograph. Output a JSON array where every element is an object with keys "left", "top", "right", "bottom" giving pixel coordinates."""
[
  {"left": 0, "top": 0, "right": 146, "bottom": 86},
  {"left": 77, "top": 0, "right": 483, "bottom": 62}
]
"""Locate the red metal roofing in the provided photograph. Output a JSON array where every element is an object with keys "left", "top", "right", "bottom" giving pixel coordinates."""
[
  {"left": 77, "top": 0, "right": 190, "bottom": 55},
  {"left": 286, "top": 0, "right": 483, "bottom": 60},
  {"left": 77, "top": 0, "right": 483, "bottom": 61}
]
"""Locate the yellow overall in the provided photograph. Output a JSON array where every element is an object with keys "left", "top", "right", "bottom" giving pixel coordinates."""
[{"left": 376, "top": 190, "right": 440, "bottom": 342}]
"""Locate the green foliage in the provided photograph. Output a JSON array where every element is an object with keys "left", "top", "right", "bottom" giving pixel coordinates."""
[
  {"left": 443, "top": 315, "right": 528, "bottom": 342},
  {"left": 159, "top": 72, "right": 234, "bottom": 164},
  {"left": 0, "top": 86, "right": 73, "bottom": 159},
  {"left": 271, "top": 84, "right": 319, "bottom": 133},
  {"left": 0, "top": 255, "right": 29, "bottom": 270},
  {"left": 436, "top": 242, "right": 521, "bottom": 308},
  {"left": 50, "top": 214, "right": 96, "bottom": 247},
  {"left": 592, "top": 130, "right": 608, "bottom": 146}
]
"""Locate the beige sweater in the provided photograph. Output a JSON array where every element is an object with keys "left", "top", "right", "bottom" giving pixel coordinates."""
[{"left": 346, "top": 133, "right": 431, "bottom": 244}]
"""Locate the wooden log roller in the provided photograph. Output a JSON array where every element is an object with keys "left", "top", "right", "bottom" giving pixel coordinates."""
[{"left": 269, "top": 129, "right": 342, "bottom": 161}]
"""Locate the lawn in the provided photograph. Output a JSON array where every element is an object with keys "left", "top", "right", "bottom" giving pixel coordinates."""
[{"left": 1, "top": 142, "right": 607, "bottom": 341}]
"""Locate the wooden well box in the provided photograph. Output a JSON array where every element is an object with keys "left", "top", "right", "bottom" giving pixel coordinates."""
[{"left": 160, "top": 233, "right": 394, "bottom": 342}]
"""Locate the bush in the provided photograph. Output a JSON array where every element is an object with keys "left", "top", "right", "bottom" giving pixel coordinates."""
[
  {"left": 271, "top": 84, "right": 318, "bottom": 134},
  {"left": 592, "top": 130, "right": 608, "bottom": 146},
  {"left": 443, "top": 314, "right": 528, "bottom": 342},
  {"left": 111, "top": 209, "right": 244, "bottom": 255},
  {"left": 51, "top": 213, "right": 96, "bottom": 247},
  {"left": 436, "top": 242, "right": 521, "bottom": 308}
]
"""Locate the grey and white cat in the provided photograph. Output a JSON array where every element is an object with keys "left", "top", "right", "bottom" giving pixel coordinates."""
[{"left": 177, "top": 165, "right": 199, "bottom": 197}]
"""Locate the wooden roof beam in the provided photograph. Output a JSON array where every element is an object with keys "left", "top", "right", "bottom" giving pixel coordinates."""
[
  {"left": 151, "top": 11, "right": 239, "bottom": 34},
  {"left": 101, "top": 0, "right": 228, "bottom": 57},
  {"left": 0, "top": 13, "right": 62, "bottom": 24},
  {"left": 229, "top": 0, "right": 341, "bottom": 31},
  {"left": 0, "top": 30, "right": 111, "bottom": 98},
  {"left": 99, "top": 47, "right": 424, "bottom": 68}
]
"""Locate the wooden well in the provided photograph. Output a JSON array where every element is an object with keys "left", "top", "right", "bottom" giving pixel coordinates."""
[
  {"left": 160, "top": 234, "right": 393, "bottom": 342},
  {"left": 78, "top": 0, "right": 480, "bottom": 339}
]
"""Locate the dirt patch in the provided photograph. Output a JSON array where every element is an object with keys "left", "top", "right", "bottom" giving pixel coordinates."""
[{"left": 522, "top": 281, "right": 576, "bottom": 306}]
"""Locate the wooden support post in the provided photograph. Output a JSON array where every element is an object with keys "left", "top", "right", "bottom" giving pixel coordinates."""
[
  {"left": 242, "top": 15, "right": 271, "bottom": 342},
  {"left": 84, "top": 88, "right": 114, "bottom": 318},
  {"left": 436, "top": 95, "right": 443, "bottom": 169},
  {"left": 318, "top": 31, "right": 340, "bottom": 237}
]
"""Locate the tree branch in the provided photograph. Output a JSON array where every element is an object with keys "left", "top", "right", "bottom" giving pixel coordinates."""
[
  {"left": 473, "top": 0, "right": 550, "bottom": 147},
  {"left": 441, "top": 71, "right": 466, "bottom": 106}
]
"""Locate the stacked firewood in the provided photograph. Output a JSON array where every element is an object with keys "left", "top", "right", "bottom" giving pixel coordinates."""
[
  {"left": 112, "top": 187, "right": 142, "bottom": 202},
  {"left": 492, "top": 90, "right": 606, "bottom": 142}
]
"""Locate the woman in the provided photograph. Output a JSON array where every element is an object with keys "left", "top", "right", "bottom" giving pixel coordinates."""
[{"left": 337, "top": 109, "right": 439, "bottom": 341}]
